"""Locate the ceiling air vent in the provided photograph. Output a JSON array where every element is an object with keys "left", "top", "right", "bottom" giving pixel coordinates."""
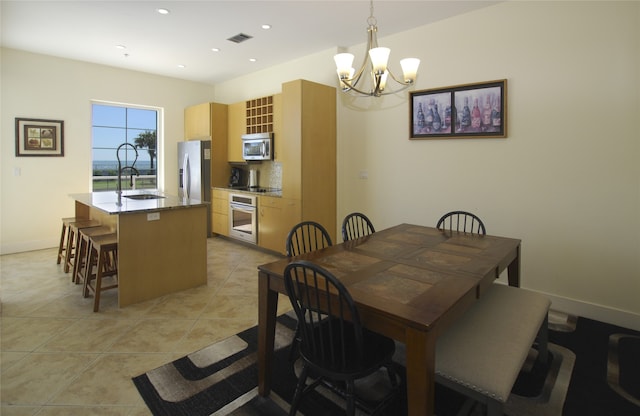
[{"left": 227, "top": 33, "right": 253, "bottom": 44}]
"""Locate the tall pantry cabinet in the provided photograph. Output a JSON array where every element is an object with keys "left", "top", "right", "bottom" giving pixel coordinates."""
[
  {"left": 280, "top": 79, "right": 337, "bottom": 243},
  {"left": 183, "top": 102, "right": 228, "bottom": 187}
]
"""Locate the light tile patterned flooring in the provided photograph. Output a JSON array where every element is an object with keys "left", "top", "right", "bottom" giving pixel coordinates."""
[{"left": 0, "top": 237, "right": 291, "bottom": 415}]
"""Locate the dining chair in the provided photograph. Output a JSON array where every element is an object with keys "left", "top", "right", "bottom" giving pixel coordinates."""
[
  {"left": 283, "top": 260, "right": 399, "bottom": 416},
  {"left": 285, "top": 221, "right": 334, "bottom": 362},
  {"left": 341, "top": 212, "right": 376, "bottom": 242},
  {"left": 436, "top": 210, "right": 486, "bottom": 235},
  {"left": 285, "top": 221, "right": 333, "bottom": 257}
]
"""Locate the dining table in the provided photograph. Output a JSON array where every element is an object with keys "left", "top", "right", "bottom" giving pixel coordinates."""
[{"left": 257, "top": 223, "right": 521, "bottom": 416}]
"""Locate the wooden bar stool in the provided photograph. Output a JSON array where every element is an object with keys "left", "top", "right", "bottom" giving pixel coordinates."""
[
  {"left": 73, "top": 226, "right": 113, "bottom": 285},
  {"left": 57, "top": 217, "right": 83, "bottom": 264},
  {"left": 83, "top": 233, "right": 118, "bottom": 312},
  {"left": 63, "top": 219, "right": 101, "bottom": 274}
]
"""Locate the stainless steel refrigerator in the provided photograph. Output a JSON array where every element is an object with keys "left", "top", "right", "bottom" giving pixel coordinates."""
[{"left": 178, "top": 140, "right": 212, "bottom": 236}]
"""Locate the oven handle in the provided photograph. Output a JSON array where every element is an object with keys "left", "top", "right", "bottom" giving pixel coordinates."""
[{"left": 230, "top": 202, "right": 256, "bottom": 213}]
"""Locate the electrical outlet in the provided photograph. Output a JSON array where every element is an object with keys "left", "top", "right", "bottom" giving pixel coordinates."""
[
  {"left": 147, "top": 212, "right": 160, "bottom": 221},
  {"left": 359, "top": 170, "right": 368, "bottom": 179}
]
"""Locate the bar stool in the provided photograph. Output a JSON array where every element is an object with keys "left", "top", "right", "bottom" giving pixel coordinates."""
[
  {"left": 63, "top": 219, "right": 101, "bottom": 274},
  {"left": 73, "top": 226, "right": 113, "bottom": 285},
  {"left": 83, "top": 233, "right": 118, "bottom": 312},
  {"left": 57, "top": 217, "right": 82, "bottom": 264}
]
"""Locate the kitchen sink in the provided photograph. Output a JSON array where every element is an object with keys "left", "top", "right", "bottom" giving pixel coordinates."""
[{"left": 123, "top": 194, "right": 165, "bottom": 200}]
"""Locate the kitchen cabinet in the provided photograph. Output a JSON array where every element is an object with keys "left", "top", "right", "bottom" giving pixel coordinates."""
[
  {"left": 212, "top": 188, "right": 230, "bottom": 236},
  {"left": 227, "top": 101, "right": 245, "bottom": 162},
  {"left": 272, "top": 93, "right": 282, "bottom": 160},
  {"left": 280, "top": 79, "right": 337, "bottom": 242},
  {"left": 184, "top": 102, "right": 229, "bottom": 189},
  {"left": 184, "top": 102, "right": 210, "bottom": 140},
  {"left": 259, "top": 196, "right": 300, "bottom": 253}
]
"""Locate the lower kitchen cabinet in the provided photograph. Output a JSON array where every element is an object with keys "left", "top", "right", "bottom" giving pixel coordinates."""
[
  {"left": 259, "top": 196, "right": 300, "bottom": 254},
  {"left": 212, "top": 189, "right": 229, "bottom": 236}
]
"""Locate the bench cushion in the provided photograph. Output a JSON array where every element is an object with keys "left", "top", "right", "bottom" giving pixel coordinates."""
[{"left": 435, "top": 284, "right": 551, "bottom": 402}]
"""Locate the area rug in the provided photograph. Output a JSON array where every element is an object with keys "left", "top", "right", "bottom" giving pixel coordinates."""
[{"left": 133, "top": 313, "right": 640, "bottom": 416}]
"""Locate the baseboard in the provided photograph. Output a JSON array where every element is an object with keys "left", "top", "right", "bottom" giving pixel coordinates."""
[
  {"left": 544, "top": 292, "right": 640, "bottom": 332},
  {"left": 1, "top": 239, "right": 57, "bottom": 255}
]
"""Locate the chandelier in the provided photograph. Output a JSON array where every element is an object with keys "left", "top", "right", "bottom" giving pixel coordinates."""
[{"left": 334, "top": 0, "right": 420, "bottom": 97}]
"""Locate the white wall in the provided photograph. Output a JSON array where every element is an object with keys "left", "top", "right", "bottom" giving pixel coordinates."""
[
  {"left": 1, "top": 49, "right": 215, "bottom": 253},
  {"left": 215, "top": 1, "right": 640, "bottom": 329},
  {"left": 1, "top": 2, "right": 638, "bottom": 329}
]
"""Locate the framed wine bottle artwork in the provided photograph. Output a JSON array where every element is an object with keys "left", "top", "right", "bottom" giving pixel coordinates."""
[{"left": 410, "top": 79, "right": 507, "bottom": 139}]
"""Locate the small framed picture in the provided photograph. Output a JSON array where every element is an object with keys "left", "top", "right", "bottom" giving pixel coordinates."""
[
  {"left": 15, "top": 118, "right": 64, "bottom": 156},
  {"left": 410, "top": 79, "right": 507, "bottom": 139}
]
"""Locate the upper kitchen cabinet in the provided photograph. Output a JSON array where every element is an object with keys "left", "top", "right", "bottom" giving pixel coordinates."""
[
  {"left": 184, "top": 102, "right": 228, "bottom": 188},
  {"left": 227, "top": 101, "right": 245, "bottom": 163},
  {"left": 281, "top": 79, "right": 337, "bottom": 242},
  {"left": 184, "top": 102, "right": 210, "bottom": 140}
]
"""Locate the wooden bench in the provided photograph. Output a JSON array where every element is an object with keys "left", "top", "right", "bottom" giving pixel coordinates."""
[{"left": 435, "top": 283, "right": 551, "bottom": 416}]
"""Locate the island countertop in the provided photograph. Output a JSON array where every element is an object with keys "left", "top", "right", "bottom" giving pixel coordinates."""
[{"left": 70, "top": 191, "right": 208, "bottom": 215}]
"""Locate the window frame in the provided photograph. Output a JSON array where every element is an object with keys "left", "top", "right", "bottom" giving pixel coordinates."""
[{"left": 90, "top": 100, "right": 164, "bottom": 192}]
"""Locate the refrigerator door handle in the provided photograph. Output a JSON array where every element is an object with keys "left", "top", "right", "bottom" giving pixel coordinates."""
[{"left": 183, "top": 153, "right": 191, "bottom": 199}]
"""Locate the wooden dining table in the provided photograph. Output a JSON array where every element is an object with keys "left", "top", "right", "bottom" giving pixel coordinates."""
[{"left": 257, "top": 223, "right": 521, "bottom": 416}]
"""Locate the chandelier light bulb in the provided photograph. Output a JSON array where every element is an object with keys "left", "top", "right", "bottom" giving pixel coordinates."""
[
  {"left": 334, "top": 53, "right": 355, "bottom": 79},
  {"left": 369, "top": 47, "right": 390, "bottom": 74},
  {"left": 400, "top": 58, "right": 420, "bottom": 83}
]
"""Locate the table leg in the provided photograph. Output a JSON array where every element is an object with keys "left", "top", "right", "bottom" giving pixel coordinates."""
[
  {"left": 258, "top": 270, "right": 278, "bottom": 397},
  {"left": 405, "top": 327, "right": 435, "bottom": 416},
  {"left": 507, "top": 244, "right": 521, "bottom": 287}
]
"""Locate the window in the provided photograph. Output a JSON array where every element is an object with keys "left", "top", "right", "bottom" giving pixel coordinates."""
[{"left": 91, "top": 103, "right": 160, "bottom": 192}]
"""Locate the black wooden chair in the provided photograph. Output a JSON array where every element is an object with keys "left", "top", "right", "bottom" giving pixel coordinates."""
[
  {"left": 436, "top": 210, "right": 486, "bottom": 235},
  {"left": 285, "top": 221, "right": 334, "bottom": 362},
  {"left": 285, "top": 221, "right": 333, "bottom": 257},
  {"left": 284, "top": 260, "right": 398, "bottom": 416},
  {"left": 341, "top": 212, "right": 376, "bottom": 242}
]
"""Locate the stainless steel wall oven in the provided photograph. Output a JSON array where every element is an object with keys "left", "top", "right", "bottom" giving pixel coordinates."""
[{"left": 229, "top": 193, "right": 257, "bottom": 244}]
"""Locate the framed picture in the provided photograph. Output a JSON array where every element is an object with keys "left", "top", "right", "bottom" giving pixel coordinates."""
[
  {"left": 15, "top": 118, "right": 64, "bottom": 156},
  {"left": 410, "top": 79, "right": 507, "bottom": 139}
]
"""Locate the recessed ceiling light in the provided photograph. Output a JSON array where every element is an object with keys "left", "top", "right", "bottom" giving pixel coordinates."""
[
  {"left": 156, "top": 8, "right": 170, "bottom": 15},
  {"left": 261, "top": 24, "right": 271, "bottom": 30},
  {"left": 249, "top": 58, "right": 257, "bottom": 62},
  {"left": 177, "top": 64, "right": 186, "bottom": 68},
  {"left": 116, "top": 44, "right": 126, "bottom": 49},
  {"left": 211, "top": 48, "right": 220, "bottom": 52}
]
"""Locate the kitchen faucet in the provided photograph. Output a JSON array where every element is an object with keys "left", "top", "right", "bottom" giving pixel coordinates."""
[{"left": 116, "top": 143, "right": 140, "bottom": 204}]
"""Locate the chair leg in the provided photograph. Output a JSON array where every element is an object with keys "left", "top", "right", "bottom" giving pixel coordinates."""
[
  {"left": 57, "top": 223, "right": 67, "bottom": 264},
  {"left": 487, "top": 399, "right": 503, "bottom": 416},
  {"left": 288, "top": 323, "right": 301, "bottom": 362},
  {"left": 63, "top": 228, "right": 75, "bottom": 273},
  {"left": 289, "top": 365, "right": 308, "bottom": 416},
  {"left": 386, "top": 364, "right": 398, "bottom": 389},
  {"left": 83, "top": 246, "right": 96, "bottom": 298},
  {"left": 345, "top": 380, "right": 356, "bottom": 416},
  {"left": 93, "top": 250, "right": 106, "bottom": 313},
  {"left": 537, "top": 315, "right": 549, "bottom": 364}
]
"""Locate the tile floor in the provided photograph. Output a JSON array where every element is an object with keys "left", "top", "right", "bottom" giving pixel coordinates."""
[{"left": 1, "top": 237, "right": 291, "bottom": 415}]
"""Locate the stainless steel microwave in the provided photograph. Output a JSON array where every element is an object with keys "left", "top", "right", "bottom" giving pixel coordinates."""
[{"left": 242, "top": 133, "right": 273, "bottom": 161}]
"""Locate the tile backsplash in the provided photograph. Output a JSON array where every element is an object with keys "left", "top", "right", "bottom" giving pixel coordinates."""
[{"left": 247, "top": 161, "right": 282, "bottom": 189}]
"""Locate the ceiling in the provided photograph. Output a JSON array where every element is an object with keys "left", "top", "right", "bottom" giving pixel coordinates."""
[{"left": 1, "top": 1, "right": 498, "bottom": 85}]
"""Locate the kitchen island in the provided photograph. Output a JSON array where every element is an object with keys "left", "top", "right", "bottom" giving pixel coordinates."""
[{"left": 70, "top": 191, "right": 208, "bottom": 307}]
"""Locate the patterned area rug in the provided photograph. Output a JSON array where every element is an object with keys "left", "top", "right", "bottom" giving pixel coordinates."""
[{"left": 133, "top": 313, "right": 640, "bottom": 416}]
